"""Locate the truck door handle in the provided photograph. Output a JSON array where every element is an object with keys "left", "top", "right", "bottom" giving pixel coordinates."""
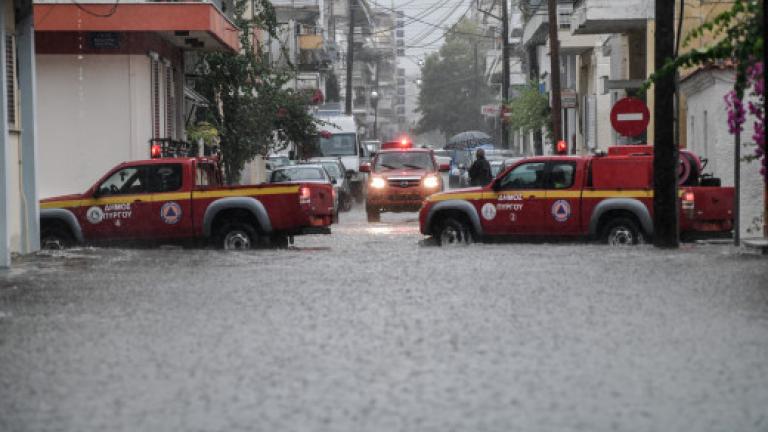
[{"left": 133, "top": 199, "right": 143, "bottom": 203}]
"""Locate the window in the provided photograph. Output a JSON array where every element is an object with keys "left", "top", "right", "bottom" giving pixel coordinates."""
[
  {"left": 548, "top": 162, "right": 575, "bottom": 189},
  {"left": 498, "top": 162, "right": 546, "bottom": 189},
  {"left": 397, "top": 68, "right": 405, "bottom": 76},
  {"left": 396, "top": 49, "right": 405, "bottom": 56},
  {"left": 396, "top": 97, "right": 405, "bottom": 105},
  {"left": 375, "top": 152, "right": 435, "bottom": 171},
  {"left": 396, "top": 106, "right": 405, "bottom": 114},
  {"left": 147, "top": 164, "right": 182, "bottom": 192},
  {"left": 396, "top": 30, "right": 404, "bottom": 38},
  {"left": 397, "top": 87, "right": 405, "bottom": 95},
  {"left": 397, "top": 78, "right": 405, "bottom": 86},
  {"left": 98, "top": 167, "right": 147, "bottom": 196},
  {"left": 196, "top": 163, "right": 219, "bottom": 187}
]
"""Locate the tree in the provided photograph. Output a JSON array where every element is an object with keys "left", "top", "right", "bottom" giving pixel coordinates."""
[
  {"left": 415, "top": 18, "right": 494, "bottom": 138},
  {"left": 505, "top": 80, "right": 550, "bottom": 140},
  {"left": 194, "top": 0, "right": 320, "bottom": 183}
]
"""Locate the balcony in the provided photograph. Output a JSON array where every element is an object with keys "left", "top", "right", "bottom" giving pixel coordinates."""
[
  {"left": 571, "top": 0, "right": 652, "bottom": 35},
  {"left": 521, "top": 1, "right": 573, "bottom": 47},
  {"left": 33, "top": 2, "right": 239, "bottom": 52},
  {"left": 272, "top": 0, "right": 320, "bottom": 21}
]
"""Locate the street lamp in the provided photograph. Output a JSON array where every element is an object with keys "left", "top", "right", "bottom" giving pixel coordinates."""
[{"left": 370, "top": 90, "right": 379, "bottom": 139}]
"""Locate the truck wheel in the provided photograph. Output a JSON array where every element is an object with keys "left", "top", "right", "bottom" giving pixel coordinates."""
[
  {"left": 366, "top": 207, "right": 380, "bottom": 223},
  {"left": 41, "top": 227, "right": 73, "bottom": 250},
  {"left": 436, "top": 218, "right": 473, "bottom": 246},
  {"left": 602, "top": 217, "right": 643, "bottom": 246},
  {"left": 219, "top": 223, "right": 258, "bottom": 250}
]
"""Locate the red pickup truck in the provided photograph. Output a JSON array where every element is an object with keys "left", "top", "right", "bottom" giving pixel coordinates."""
[
  {"left": 39, "top": 157, "right": 335, "bottom": 249},
  {"left": 420, "top": 146, "right": 734, "bottom": 245}
]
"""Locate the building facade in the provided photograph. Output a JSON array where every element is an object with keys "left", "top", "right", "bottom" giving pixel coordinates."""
[{"left": 34, "top": 1, "right": 238, "bottom": 198}]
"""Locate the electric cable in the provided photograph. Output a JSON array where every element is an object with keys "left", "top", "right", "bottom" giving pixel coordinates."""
[{"left": 72, "top": 0, "right": 120, "bottom": 18}]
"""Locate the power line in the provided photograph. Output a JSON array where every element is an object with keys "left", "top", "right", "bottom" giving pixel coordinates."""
[
  {"left": 406, "top": 0, "right": 462, "bottom": 43},
  {"left": 72, "top": 0, "right": 120, "bottom": 18}
]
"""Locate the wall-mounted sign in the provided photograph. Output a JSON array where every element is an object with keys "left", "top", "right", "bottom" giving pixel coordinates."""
[
  {"left": 89, "top": 32, "right": 121, "bottom": 49},
  {"left": 561, "top": 88, "right": 577, "bottom": 108}
]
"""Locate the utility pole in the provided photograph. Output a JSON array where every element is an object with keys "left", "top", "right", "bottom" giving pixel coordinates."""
[
  {"left": 546, "top": 0, "right": 562, "bottom": 148},
  {"left": 653, "top": 0, "right": 679, "bottom": 247},
  {"left": 345, "top": 0, "right": 355, "bottom": 115},
  {"left": 501, "top": 0, "right": 510, "bottom": 149}
]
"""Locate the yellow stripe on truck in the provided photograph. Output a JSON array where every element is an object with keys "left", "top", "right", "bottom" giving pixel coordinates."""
[
  {"left": 40, "top": 185, "right": 302, "bottom": 209},
  {"left": 426, "top": 189, "right": 658, "bottom": 203}
]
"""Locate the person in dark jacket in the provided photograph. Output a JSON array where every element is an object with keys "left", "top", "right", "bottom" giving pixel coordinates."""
[{"left": 468, "top": 148, "right": 493, "bottom": 186}]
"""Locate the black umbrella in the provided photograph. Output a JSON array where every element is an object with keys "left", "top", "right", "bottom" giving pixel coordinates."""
[{"left": 445, "top": 131, "right": 494, "bottom": 150}]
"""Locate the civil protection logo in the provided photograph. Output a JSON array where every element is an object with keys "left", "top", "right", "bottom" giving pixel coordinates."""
[
  {"left": 481, "top": 203, "right": 497, "bottom": 220},
  {"left": 160, "top": 202, "right": 182, "bottom": 224},
  {"left": 551, "top": 200, "right": 571, "bottom": 223},
  {"left": 86, "top": 206, "right": 104, "bottom": 224}
]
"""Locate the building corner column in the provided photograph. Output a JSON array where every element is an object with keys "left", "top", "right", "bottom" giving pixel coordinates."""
[
  {"left": 18, "top": 11, "right": 40, "bottom": 253},
  {"left": 0, "top": 5, "right": 10, "bottom": 268}
]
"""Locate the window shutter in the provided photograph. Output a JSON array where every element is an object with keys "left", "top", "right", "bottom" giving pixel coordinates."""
[
  {"left": 165, "top": 65, "right": 174, "bottom": 139},
  {"left": 5, "top": 34, "right": 16, "bottom": 127},
  {"left": 151, "top": 59, "right": 160, "bottom": 139}
]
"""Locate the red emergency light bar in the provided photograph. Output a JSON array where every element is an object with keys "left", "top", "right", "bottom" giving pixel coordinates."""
[{"left": 381, "top": 137, "right": 412, "bottom": 150}]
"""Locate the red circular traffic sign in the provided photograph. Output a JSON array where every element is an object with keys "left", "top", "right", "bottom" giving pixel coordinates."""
[{"left": 610, "top": 97, "right": 650, "bottom": 137}]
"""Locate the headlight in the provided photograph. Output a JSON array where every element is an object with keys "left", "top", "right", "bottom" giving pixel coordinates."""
[
  {"left": 423, "top": 175, "right": 440, "bottom": 188},
  {"left": 370, "top": 177, "right": 386, "bottom": 189}
]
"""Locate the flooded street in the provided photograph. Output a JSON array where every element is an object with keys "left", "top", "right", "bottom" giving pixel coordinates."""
[{"left": 1, "top": 208, "right": 767, "bottom": 431}]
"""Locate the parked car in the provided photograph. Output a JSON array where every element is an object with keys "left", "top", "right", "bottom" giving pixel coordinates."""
[
  {"left": 270, "top": 164, "right": 339, "bottom": 222},
  {"left": 307, "top": 158, "right": 352, "bottom": 211}
]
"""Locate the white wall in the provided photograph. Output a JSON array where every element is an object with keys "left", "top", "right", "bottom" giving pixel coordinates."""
[
  {"left": 683, "top": 69, "right": 765, "bottom": 237},
  {"left": 37, "top": 54, "right": 152, "bottom": 198}
]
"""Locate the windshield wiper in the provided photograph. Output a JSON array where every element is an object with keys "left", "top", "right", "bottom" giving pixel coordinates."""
[
  {"left": 379, "top": 164, "right": 397, "bottom": 170},
  {"left": 402, "top": 164, "right": 425, "bottom": 169}
]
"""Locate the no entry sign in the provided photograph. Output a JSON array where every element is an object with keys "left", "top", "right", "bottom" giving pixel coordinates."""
[{"left": 610, "top": 97, "right": 650, "bottom": 137}]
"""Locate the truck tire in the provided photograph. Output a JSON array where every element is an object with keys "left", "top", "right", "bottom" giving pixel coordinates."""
[
  {"left": 218, "top": 222, "right": 258, "bottom": 250},
  {"left": 601, "top": 217, "right": 643, "bottom": 246},
  {"left": 41, "top": 226, "right": 73, "bottom": 250},
  {"left": 366, "top": 207, "right": 380, "bottom": 223},
  {"left": 435, "top": 217, "right": 473, "bottom": 246}
]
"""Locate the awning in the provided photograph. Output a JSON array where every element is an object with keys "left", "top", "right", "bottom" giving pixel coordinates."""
[{"left": 34, "top": 3, "right": 240, "bottom": 52}]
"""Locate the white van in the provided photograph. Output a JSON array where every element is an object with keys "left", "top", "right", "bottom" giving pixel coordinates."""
[{"left": 313, "top": 114, "right": 370, "bottom": 202}]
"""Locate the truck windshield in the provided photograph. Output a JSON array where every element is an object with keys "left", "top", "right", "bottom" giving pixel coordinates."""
[
  {"left": 374, "top": 152, "right": 435, "bottom": 171},
  {"left": 317, "top": 133, "right": 357, "bottom": 157}
]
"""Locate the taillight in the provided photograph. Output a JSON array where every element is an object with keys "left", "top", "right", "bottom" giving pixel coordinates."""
[
  {"left": 151, "top": 144, "right": 162, "bottom": 158},
  {"left": 299, "top": 186, "right": 311, "bottom": 205},
  {"left": 682, "top": 190, "right": 695, "bottom": 218}
]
